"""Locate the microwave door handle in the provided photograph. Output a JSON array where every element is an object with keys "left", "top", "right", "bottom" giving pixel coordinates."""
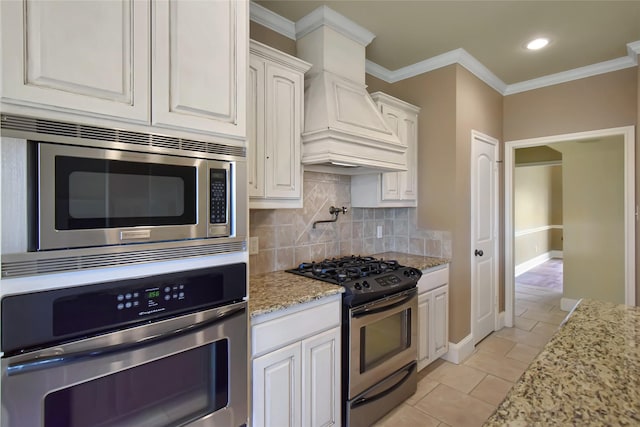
[
  {"left": 6, "top": 304, "right": 245, "bottom": 377},
  {"left": 352, "top": 291, "right": 415, "bottom": 318},
  {"left": 351, "top": 363, "right": 415, "bottom": 409}
]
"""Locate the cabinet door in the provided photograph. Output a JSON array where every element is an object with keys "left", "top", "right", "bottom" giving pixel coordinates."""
[
  {"left": 264, "top": 63, "right": 303, "bottom": 199},
  {"left": 1, "top": 0, "right": 149, "bottom": 121},
  {"left": 417, "top": 292, "right": 432, "bottom": 365},
  {"left": 399, "top": 115, "right": 418, "bottom": 200},
  {"left": 253, "top": 342, "right": 302, "bottom": 427},
  {"left": 380, "top": 104, "right": 403, "bottom": 201},
  {"left": 152, "top": 0, "right": 247, "bottom": 139},
  {"left": 301, "top": 327, "right": 341, "bottom": 427},
  {"left": 248, "top": 56, "right": 266, "bottom": 198},
  {"left": 431, "top": 285, "right": 449, "bottom": 359}
]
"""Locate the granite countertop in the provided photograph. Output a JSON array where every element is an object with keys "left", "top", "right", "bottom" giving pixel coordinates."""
[
  {"left": 370, "top": 252, "right": 449, "bottom": 271},
  {"left": 484, "top": 299, "right": 640, "bottom": 426},
  {"left": 248, "top": 271, "right": 344, "bottom": 317},
  {"left": 248, "top": 253, "right": 448, "bottom": 317}
]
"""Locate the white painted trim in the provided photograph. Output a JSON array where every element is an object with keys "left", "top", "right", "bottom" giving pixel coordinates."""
[
  {"left": 504, "top": 54, "right": 638, "bottom": 95},
  {"left": 441, "top": 334, "right": 475, "bottom": 364},
  {"left": 249, "top": 4, "right": 640, "bottom": 96},
  {"left": 515, "top": 251, "right": 553, "bottom": 277},
  {"left": 294, "top": 5, "right": 375, "bottom": 46},
  {"left": 514, "top": 225, "right": 563, "bottom": 238},
  {"left": 560, "top": 298, "right": 580, "bottom": 312},
  {"left": 515, "top": 160, "right": 562, "bottom": 167},
  {"left": 496, "top": 311, "right": 505, "bottom": 331},
  {"left": 470, "top": 130, "right": 500, "bottom": 346},
  {"left": 249, "top": 2, "right": 296, "bottom": 40},
  {"left": 551, "top": 250, "right": 563, "bottom": 259},
  {"left": 505, "top": 126, "right": 636, "bottom": 325}
]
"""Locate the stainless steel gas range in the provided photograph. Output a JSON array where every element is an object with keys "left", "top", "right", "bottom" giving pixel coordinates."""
[{"left": 287, "top": 256, "right": 422, "bottom": 427}]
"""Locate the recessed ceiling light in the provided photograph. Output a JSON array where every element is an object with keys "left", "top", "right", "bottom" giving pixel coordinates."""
[{"left": 526, "top": 38, "right": 549, "bottom": 50}]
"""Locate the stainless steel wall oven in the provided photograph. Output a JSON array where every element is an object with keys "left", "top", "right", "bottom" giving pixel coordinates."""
[
  {"left": 0, "top": 114, "right": 248, "bottom": 278},
  {"left": 1, "top": 263, "right": 248, "bottom": 427}
]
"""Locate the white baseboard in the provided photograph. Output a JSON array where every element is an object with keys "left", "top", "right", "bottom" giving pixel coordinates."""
[
  {"left": 496, "top": 311, "right": 506, "bottom": 330},
  {"left": 560, "top": 297, "right": 579, "bottom": 312},
  {"left": 441, "top": 334, "right": 474, "bottom": 364},
  {"left": 515, "top": 251, "right": 563, "bottom": 276}
]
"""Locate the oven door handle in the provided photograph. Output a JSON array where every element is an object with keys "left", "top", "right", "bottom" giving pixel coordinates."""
[
  {"left": 352, "top": 290, "right": 416, "bottom": 318},
  {"left": 351, "top": 362, "right": 416, "bottom": 409},
  {"left": 6, "top": 304, "right": 245, "bottom": 377}
]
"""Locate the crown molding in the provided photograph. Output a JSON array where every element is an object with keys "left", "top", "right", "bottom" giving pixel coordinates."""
[
  {"left": 249, "top": 3, "right": 640, "bottom": 95},
  {"left": 295, "top": 5, "right": 375, "bottom": 46},
  {"left": 365, "top": 49, "right": 507, "bottom": 94},
  {"left": 504, "top": 53, "right": 638, "bottom": 95},
  {"left": 250, "top": 1, "right": 296, "bottom": 40}
]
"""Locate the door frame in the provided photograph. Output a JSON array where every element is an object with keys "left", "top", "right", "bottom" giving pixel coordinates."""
[
  {"left": 504, "top": 126, "right": 636, "bottom": 326},
  {"left": 470, "top": 130, "right": 500, "bottom": 343}
]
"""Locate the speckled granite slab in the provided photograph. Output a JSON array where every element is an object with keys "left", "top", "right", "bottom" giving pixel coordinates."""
[
  {"left": 249, "top": 271, "right": 343, "bottom": 317},
  {"left": 371, "top": 252, "right": 449, "bottom": 271},
  {"left": 484, "top": 299, "right": 640, "bottom": 426}
]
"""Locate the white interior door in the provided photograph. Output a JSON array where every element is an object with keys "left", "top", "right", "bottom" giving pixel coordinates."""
[{"left": 471, "top": 131, "right": 498, "bottom": 345}]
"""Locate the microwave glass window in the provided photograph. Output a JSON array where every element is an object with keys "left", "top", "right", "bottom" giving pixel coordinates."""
[
  {"left": 44, "top": 340, "right": 229, "bottom": 427},
  {"left": 360, "top": 309, "right": 411, "bottom": 372},
  {"left": 55, "top": 156, "right": 197, "bottom": 230},
  {"left": 68, "top": 172, "right": 185, "bottom": 218}
]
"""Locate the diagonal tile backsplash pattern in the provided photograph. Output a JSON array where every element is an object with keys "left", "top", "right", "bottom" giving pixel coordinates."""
[{"left": 249, "top": 172, "right": 452, "bottom": 274}]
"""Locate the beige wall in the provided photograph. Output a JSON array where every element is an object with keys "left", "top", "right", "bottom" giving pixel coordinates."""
[
  {"left": 514, "top": 165, "right": 563, "bottom": 265},
  {"left": 515, "top": 146, "right": 562, "bottom": 164},
  {"left": 250, "top": 21, "right": 296, "bottom": 56},
  {"left": 505, "top": 67, "right": 638, "bottom": 305},
  {"left": 555, "top": 138, "right": 625, "bottom": 303}
]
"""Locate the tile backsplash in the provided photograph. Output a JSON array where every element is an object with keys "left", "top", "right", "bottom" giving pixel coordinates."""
[{"left": 249, "top": 171, "right": 452, "bottom": 274}]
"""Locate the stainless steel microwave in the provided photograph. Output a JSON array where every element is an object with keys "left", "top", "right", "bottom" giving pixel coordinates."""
[
  {"left": 1, "top": 115, "right": 248, "bottom": 278},
  {"left": 35, "top": 142, "right": 232, "bottom": 250}
]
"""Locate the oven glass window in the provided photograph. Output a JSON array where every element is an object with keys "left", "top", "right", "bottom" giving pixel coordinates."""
[
  {"left": 55, "top": 156, "right": 197, "bottom": 230},
  {"left": 44, "top": 341, "right": 228, "bottom": 427},
  {"left": 361, "top": 309, "right": 411, "bottom": 372}
]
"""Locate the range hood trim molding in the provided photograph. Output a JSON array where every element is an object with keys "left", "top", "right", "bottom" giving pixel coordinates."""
[
  {"left": 301, "top": 129, "right": 406, "bottom": 153},
  {"left": 295, "top": 5, "right": 375, "bottom": 47}
]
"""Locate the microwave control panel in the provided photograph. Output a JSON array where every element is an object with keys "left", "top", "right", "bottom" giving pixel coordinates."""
[{"left": 209, "top": 168, "right": 228, "bottom": 225}]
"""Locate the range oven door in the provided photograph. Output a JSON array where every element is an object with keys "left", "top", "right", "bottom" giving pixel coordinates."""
[
  {"left": 1, "top": 302, "right": 247, "bottom": 427},
  {"left": 348, "top": 288, "right": 418, "bottom": 399}
]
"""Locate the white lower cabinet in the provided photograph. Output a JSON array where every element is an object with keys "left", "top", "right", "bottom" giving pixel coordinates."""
[
  {"left": 417, "top": 265, "right": 449, "bottom": 371},
  {"left": 251, "top": 295, "right": 341, "bottom": 427}
]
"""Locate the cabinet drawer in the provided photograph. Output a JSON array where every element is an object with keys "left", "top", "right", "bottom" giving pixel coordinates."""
[
  {"left": 251, "top": 299, "right": 341, "bottom": 357},
  {"left": 418, "top": 266, "right": 449, "bottom": 294}
]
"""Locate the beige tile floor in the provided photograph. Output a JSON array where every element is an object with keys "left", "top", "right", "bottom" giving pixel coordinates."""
[{"left": 374, "top": 261, "right": 565, "bottom": 427}]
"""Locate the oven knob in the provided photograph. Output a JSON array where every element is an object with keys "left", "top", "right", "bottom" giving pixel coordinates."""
[
  {"left": 354, "top": 283, "right": 362, "bottom": 290},
  {"left": 363, "top": 281, "right": 370, "bottom": 288}
]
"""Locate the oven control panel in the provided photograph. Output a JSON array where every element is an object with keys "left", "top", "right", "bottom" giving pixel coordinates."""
[{"left": 1, "top": 263, "right": 247, "bottom": 355}]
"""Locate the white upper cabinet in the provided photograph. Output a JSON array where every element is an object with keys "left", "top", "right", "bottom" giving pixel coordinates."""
[
  {"left": 1, "top": 0, "right": 150, "bottom": 122},
  {"left": 351, "top": 92, "right": 420, "bottom": 207},
  {"left": 1, "top": 0, "right": 247, "bottom": 142},
  {"left": 152, "top": 0, "right": 247, "bottom": 139},
  {"left": 248, "top": 40, "right": 311, "bottom": 209}
]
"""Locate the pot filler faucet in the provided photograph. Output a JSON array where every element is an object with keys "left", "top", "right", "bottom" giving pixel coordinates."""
[{"left": 312, "top": 206, "right": 348, "bottom": 228}]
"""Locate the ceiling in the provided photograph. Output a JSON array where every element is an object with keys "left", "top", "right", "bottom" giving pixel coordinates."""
[{"left": 254, "top": 1, "right": 640, "bottom": 87}]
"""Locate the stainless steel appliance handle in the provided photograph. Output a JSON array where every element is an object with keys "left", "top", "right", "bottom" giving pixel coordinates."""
[
  {"left": 351, "top": 362, "right": 415, "bottom": 409},
  {"left": 6, "top": 304, "right": 245, "bottom": 377},
  {"left": 352, "top": 289, "right": 417, "bottom": 318}
]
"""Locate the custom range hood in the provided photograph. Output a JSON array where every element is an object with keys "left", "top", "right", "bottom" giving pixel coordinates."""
[{"left": 295, "top": 7, "right": 406, "bottom": 175}]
